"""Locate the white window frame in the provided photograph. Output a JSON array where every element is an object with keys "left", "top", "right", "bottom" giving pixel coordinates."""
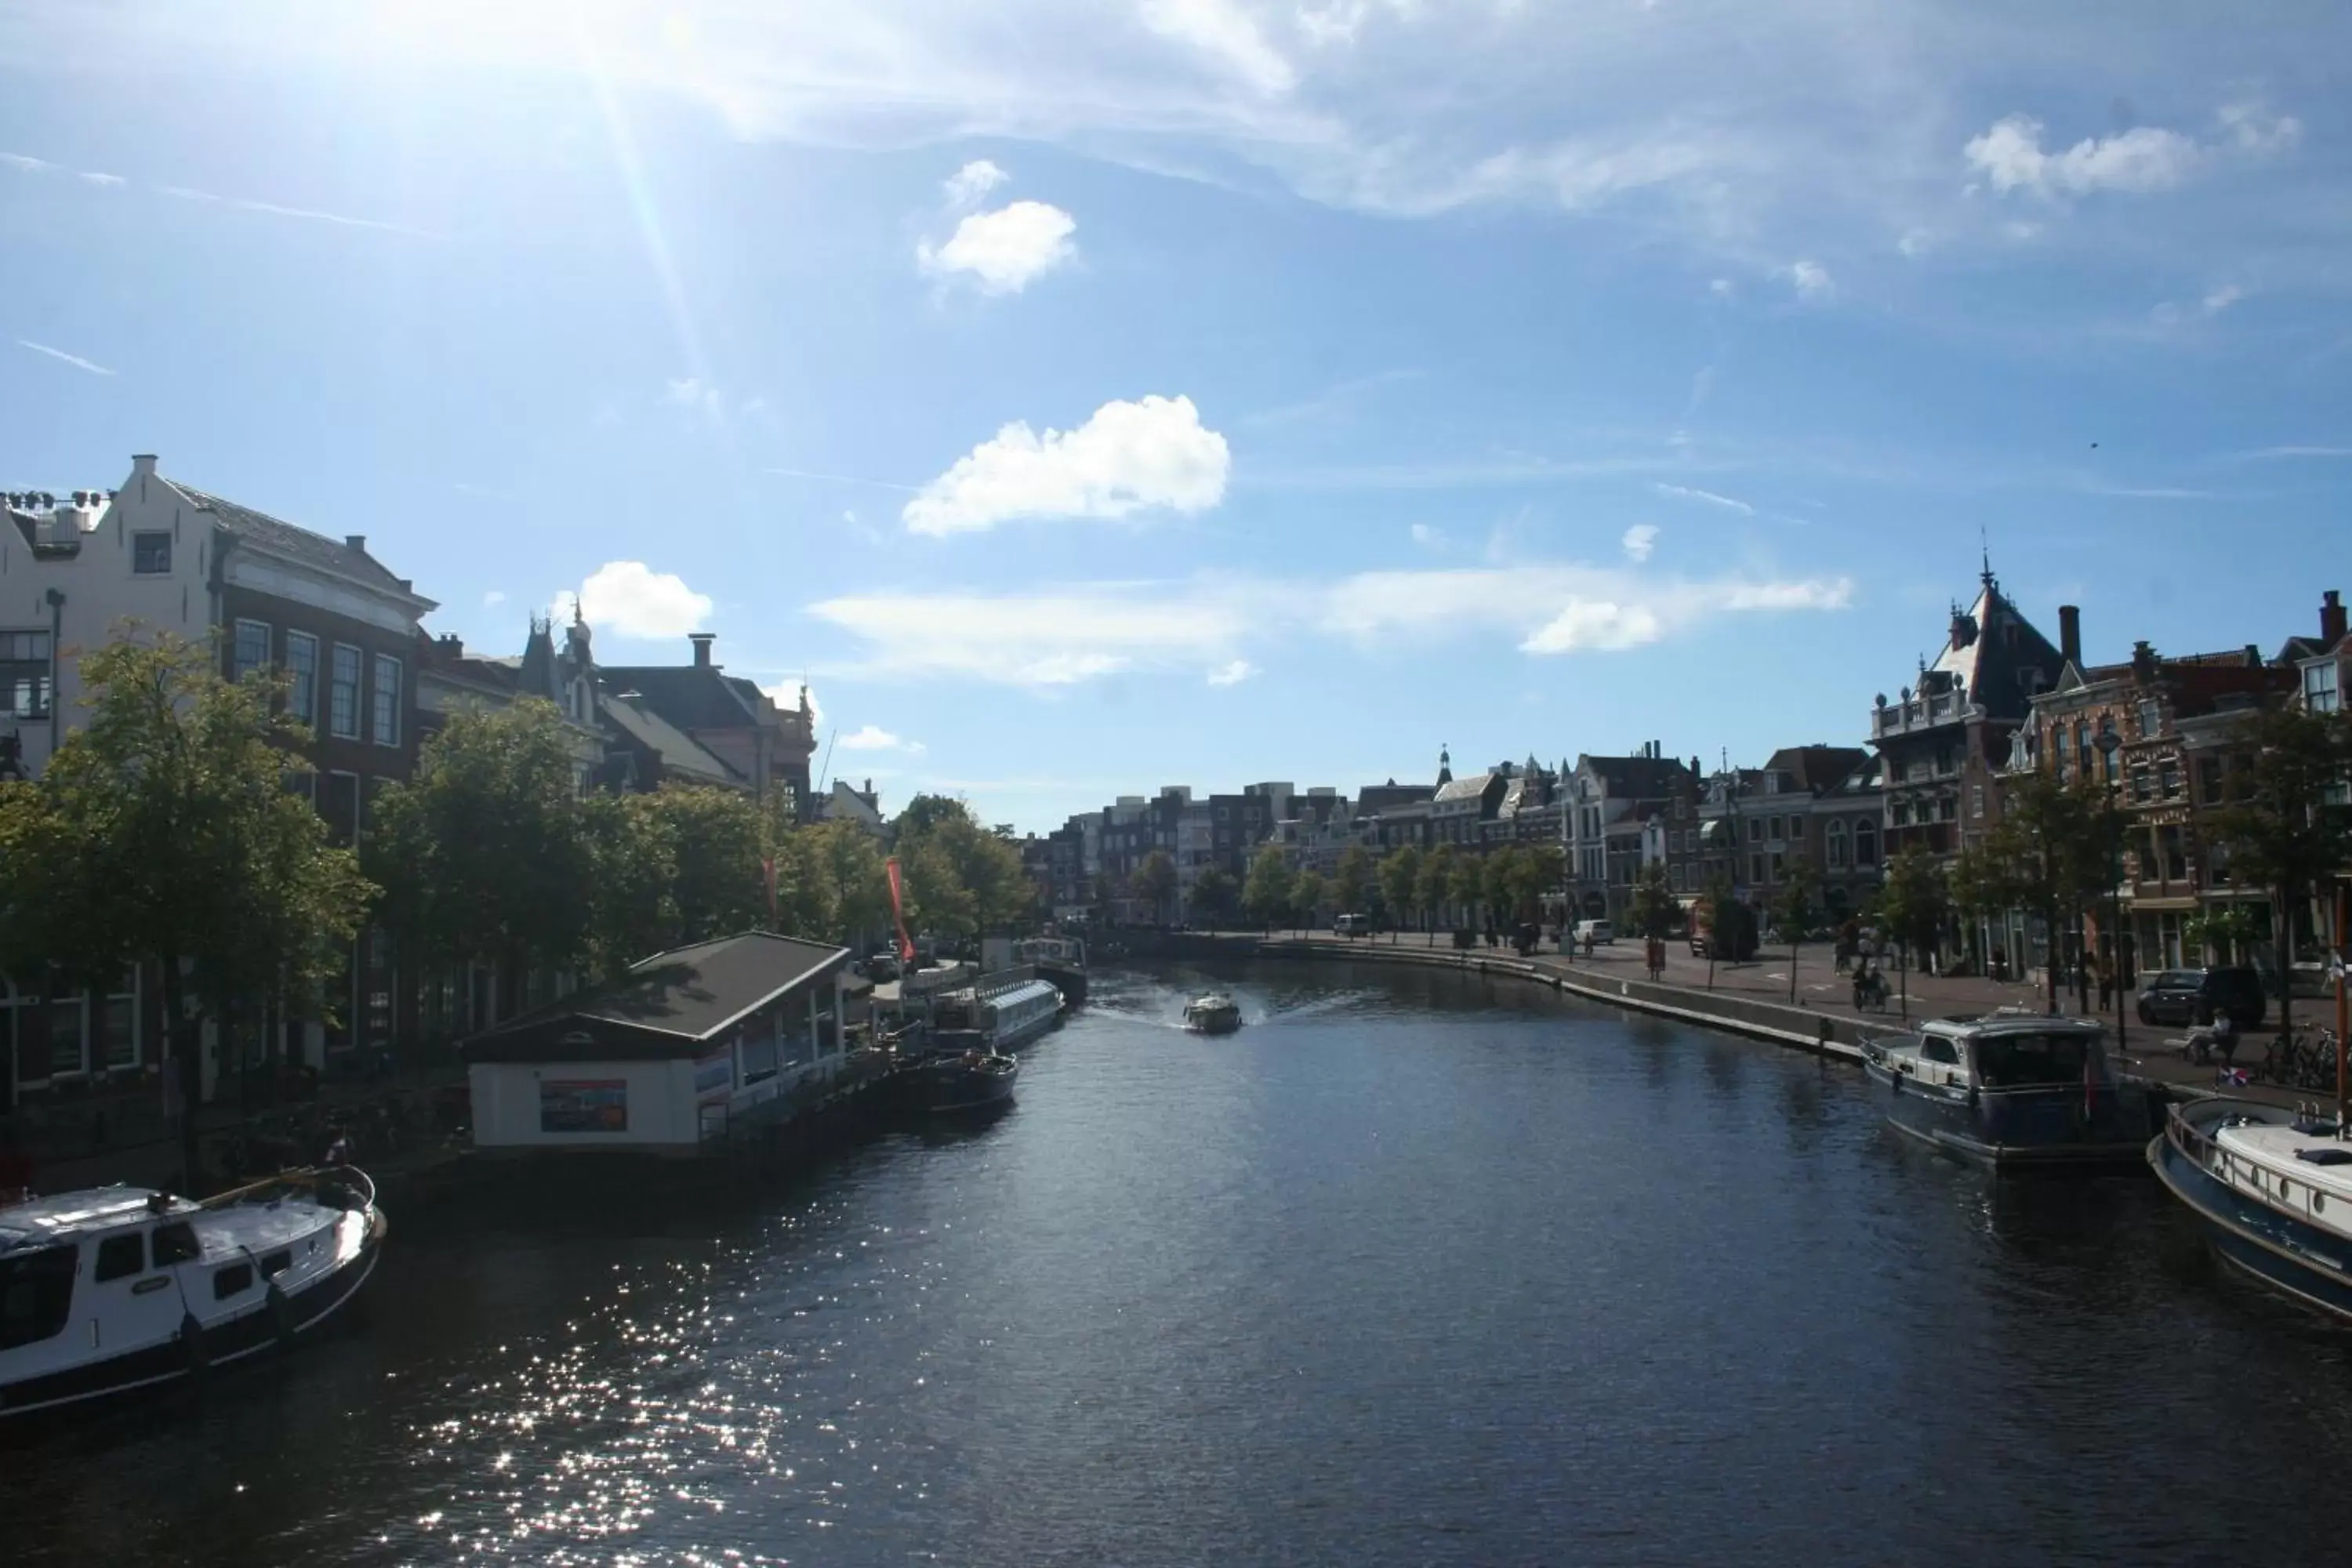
[
  {"left": 372, "top": 652, "right": 403, "bottom": 746},
  {"left": 231, "top": 618, "right": 271, "bottom": 682},
  {"left": 285, "top": 631, "right": 319, "bottom": 725},
  {"left": 328, "top": 644, "right": 362, "bottom": 739}
]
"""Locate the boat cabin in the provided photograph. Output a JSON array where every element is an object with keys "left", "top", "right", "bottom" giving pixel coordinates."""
[
  {"left": 461, "top": 931, "right": 852, "bottom": 1156},
  {"left": 1876, "top": 1011, "right": 2114, "bottom": 1092}
]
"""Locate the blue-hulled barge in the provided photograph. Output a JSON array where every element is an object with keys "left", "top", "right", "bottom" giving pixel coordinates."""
[
  {"left": 1860, "top": 1010, "right": 2161, "bottom": 1167},
  {"left": 2151, "top": 1098, "right": 2352, "bottom": 1324}
]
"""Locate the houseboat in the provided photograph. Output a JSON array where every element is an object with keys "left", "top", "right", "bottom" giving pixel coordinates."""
[
  {"left": 902, "top": 1049, "right": 1021, "bottom": 1116},
  {"left": 1, "top": 1167, "right": 385, "bottom": 1418},
  {"left": 1859, "top": 1010, "right": 2160, "bottom": 1167},
  {"left": 1182, "top": 993, "right": 1243, "bottom": 1034},
  {"left": 931, "top": 973, "right": 1065, "bottom": 1054},
  {"left": 2150, "top": 1098, "right": 2352, "bottom": 1323}
]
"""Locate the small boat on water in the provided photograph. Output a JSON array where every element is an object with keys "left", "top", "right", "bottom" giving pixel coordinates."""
[
  {"left": 1014, "top": 935, "right": 1089, "bottom": 1005},
  {"left": 2151, "top": 1098, "right": 2352, "bottom": 1324},
  {"left": 0, "top": 1167, "right": 386, "bottom": 1418},
  {"left": 1183, "top": 993, "right": 1243, "bottom": 1034},
  {"left": 1860, "top": 1009, "right": 2159, "bottom": 1167},
  {"left": 933, "top": 975, "right": 1064, "bottom": 1054},
  {"left": 902, "top": 1049, "right": 1020, "bottom": 1115}
]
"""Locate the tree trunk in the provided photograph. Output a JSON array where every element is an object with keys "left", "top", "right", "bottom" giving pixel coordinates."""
[
  {"left": 1788, "top": 936, "right": 1799, "bottom": 1003},
  {"left": 159, "top": 958, "right": 201, "bottom": 1195},
  {"left": 2048, "top": 902, "right": 2063, "bottom": 1017}
]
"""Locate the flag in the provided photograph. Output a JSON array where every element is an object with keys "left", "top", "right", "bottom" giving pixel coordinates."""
[{"left": 886, "top": 855, "right": 915, "bottom": 963}]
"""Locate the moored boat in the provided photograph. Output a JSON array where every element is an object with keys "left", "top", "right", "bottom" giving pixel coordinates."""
[
  {"left": 1014, "top": 935, "right": 1089, "bottom": 1005},
  {"left": 1860, "top": 1009, "right": 2159, "bottom": 1167},
  {"left": 0, "top": 1167, "right": 386, "bottom": 1418},
  {"left": 932, "top": 974, "right": 1064, "bottom": 1054},
  {"left": 2150, "top": 1098, "right": 2352, "bottom": 1324},
  {"left": 902, "top": 1050, "right": 1020, "bottom": 1115},
  {"left": 1183, "top": 993, "right": 1243, "bottom": 1034}
]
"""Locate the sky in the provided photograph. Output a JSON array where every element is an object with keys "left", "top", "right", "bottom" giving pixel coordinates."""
[{"left": 2, "top": 0, "right": 2347, "bottom": 833}]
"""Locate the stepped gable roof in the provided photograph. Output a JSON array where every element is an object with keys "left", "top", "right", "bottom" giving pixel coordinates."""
[
  {"left": 170, "top": 481, "right": 433, "bottom": 608},
  {"left": 463, "top": 931, "right": 848, "bottom": 1061},
  {"left": 1921, "top": 575, "right": 2061, "bottom": 723}
]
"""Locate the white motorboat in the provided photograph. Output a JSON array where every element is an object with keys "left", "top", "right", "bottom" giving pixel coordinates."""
[
  {"left": 1183, "top": 993, "right": 1243, "bottom": 1034},
  {"left": 0, "top": 1167, "right": 386, "bottom": 1418}
]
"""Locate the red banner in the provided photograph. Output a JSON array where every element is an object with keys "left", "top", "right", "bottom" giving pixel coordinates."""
[{"left": 885, "top": 855, "right": 915, "bottom": 963}]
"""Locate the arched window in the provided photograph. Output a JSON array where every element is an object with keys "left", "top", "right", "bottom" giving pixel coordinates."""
[
  {"left": 1827, "top": 820, "right": 1849, "bottom": 869},
  {"left": 1854, "top": 819, "right": 1878, "bottom": 867}
]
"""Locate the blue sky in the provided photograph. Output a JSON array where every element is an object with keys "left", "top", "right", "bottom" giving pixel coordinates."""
[{"left": 3, "top": 0, "right": 2347, "bottom": 832}]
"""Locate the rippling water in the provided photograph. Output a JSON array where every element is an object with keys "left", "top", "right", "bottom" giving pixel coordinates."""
[{"left": 12, "top": 960, "right": 2352, "bottom": 1566}]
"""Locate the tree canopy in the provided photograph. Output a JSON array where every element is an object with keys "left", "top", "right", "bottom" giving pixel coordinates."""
[
  {"left": 1242, "top": 846, "right": 1293, "bottom": 931},
  {"left": 2207, "top": 704, "right": 2352, "bottom": 1036}
]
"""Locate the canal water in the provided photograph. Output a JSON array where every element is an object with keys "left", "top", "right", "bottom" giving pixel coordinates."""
[{"left": 10, "top": 960, "right": 2352, "bottom": 1566}]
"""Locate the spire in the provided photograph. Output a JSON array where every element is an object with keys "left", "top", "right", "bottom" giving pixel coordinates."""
[
  {"left": 1980, "top": 528, "right": 1995, "bottom": 592},
  {"left": 1436, "top": 743, "right": 1452, "bottom": 786}
]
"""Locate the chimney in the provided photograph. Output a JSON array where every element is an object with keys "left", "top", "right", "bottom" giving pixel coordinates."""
[
  {"left": 2323, "top": 590, "right": 2347, "bottom": 647},
  {"left": 130, "top": 453, "right": 158, "bottom": 477},
  {"left": 689, "top": 632, "right": 716, "bottom": 668},
  {"left": 345, "top": 534, "right": 367, "bottom": 553},
  {"left": 2058, "top": 604, "right": 2082, "bottom": 668},
  {"left": 2131, "top": 639, "right": 2156, "bottom": 682}
]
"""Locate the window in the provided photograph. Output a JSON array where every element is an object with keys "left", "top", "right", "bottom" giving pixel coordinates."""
[
  {"left": 1827, "top": 821, "right": 1849, "bottom": 869},
  {"left": 48, "top": 986, "right": 86, "bottom": 1077},
  {"left": 328, "top": 644, "right": 361, "bottom": 738},
  {"left": 1970, "top": 786, "right": 1985, "bottom": 819},
  {"left": 0, "top": 630, "right": 52, "bottom": 719},
  {"left": 1788, "top": 817, "right": 1806, "bottom": 841},
  {"left": 2159, "top": 761, "right": 2181, "bottom": 799},
  {"left": 2129, "top": 765, "right": 2152, "bottom": 804},
  {"left": 232, "top": 619, "right": 270, "bottom": 681},
  {"left": 94, "top": 1232, "right": 147, "bottom": 1283},
  {"left": 1750, "top": 853, "right": 1765, "bottom": 884},
  {"left": 260, "top": 1250, "right": 292, "bottom": 1278},
  {"left": 2140, "top": 699, "right": 2162, "bottom": 737},
  {"left": 2197, "top": 757, "right": 2224, "bottom": 805},
  {"left": 132, "top": 531, "right": 172, "bottom": 574},
  {"left": 1768, "top": 815, "right": 1785, "bottom": 839},
  {"left": 151, "top": 1223, "right": 201, "bottom": 1265},
  {"left": 1892, "top": 800, "right": 1913, "bottom": 826},
  {"left": 372, "top": 654, "right": 402, "bottom": 745},
  {"left": 2074, "top": 724, "right": 2090, "bottom": 770},
  {"left": 2307, "top": 662, "right": 2342, "bottom": 714},
  {"left": 100, "top": 971, "right": 136, "bottom": 1070},
  {"left": 2051, "top": 727, "right": 2069, "bottom": 777},
  {"left": 0, "top": 1247, "right": 77, "bottom": 1350},
  {"left": 285, "top": 631, "right": 318, "bottom": 724},
  {"left": 213, "top": 1263, "right": 255, "bottom": 1301}
]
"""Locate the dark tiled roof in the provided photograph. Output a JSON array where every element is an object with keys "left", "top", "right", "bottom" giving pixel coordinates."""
[
  {"left": 1763, "top": 745, "right": 1870, "bottom": 795},
  {"left": 604, "top": 695, "right": 742, "bottom": 786},
  {"left": 599, "top": 665, "right": 760, "bottom": 731},
  {"left": 464, "top": 931, "right": 848, "bottom": 1061},
  {"left": 1584, "top": 755, "right": 1694, "bottom": 797},
  {"left": 1924, "top": 580, "right": 2062, "bottom": 722},
  {"left": 1433, "top": 771, "right": 1496, "bottom": 804},
  {"left": 172, "top": 481, "right": 430, "bottom": 605}
]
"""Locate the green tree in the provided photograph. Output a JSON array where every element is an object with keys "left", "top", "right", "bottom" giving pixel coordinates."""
[
  {"left": 2208, "top": 704, "right": 2352, "bottom": 1041},
  {"left": 1333, "top": 844, "right": 1372, "bottom": 918},
  {"left": 1696, "top": 869, "right": 1758, "bottom": 967},
  {"left": 1191, "top": 866, "right": 1242, "bottom": 927},
  {"left": 656, "top": 786, "right": 767, "bottom": 942},
  {"left": 1774, "top": 858, "right": 1821, "bottom": 1001},
  {"left": 583, "top": 791, "right": 677, "bottom": 976},
  {"left": 1379, "top": 845, "right": 1424, "bottom": 937},
  {"left": 1628, "top": 862, "right": 1676, "bottom": 939},
  {"left": 1481, "top": 846, "right": 1520, "bottom": 927},
  {"left": 892, "top": 795, "right": 1030, "bottom": 941},
  {"left": 2182, "top": 904, "right": 2264, "bottom": 967},
  {"left": 368, "top": 699, "right": 601, "bottom": 995},
  {"left": 1878, "top": 844, "right": 1951, "bottom": 975},
  {"left": 1417, "top": 845, "right": 1457, "bottom": 929},
  {"left": 1133, "top": 848, "right": 1179, "bottom": 927},
  {"left": 1242, "top": 845, "right": 1294, "bottom": 931},
  {"left": 1968, "top": 770, "right": 2118, "bottom": 1013},
  {"left": 1445, "top": 851, "right": 1484, "bottom": 924},
  {"left": 795, "top": 818, "right": 887, "bottom": 947},
  {"left": 1291, "top": 867, "right": 1327, "bottom": 932},
  {"left": 1513, "top": 843, "right": 1565, "bottom": 927},
  {"left": 0, "top": 635, "right": 375, "bottom": 1186}
]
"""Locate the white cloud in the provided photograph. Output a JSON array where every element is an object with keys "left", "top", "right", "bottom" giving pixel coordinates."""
[
  {"left": 1785, "top": 259, "right": 1833, "bottom": 299},
  {"left": 1521, "top": 600, "right": 1664, "bottom": 653},
  {"left": 943, "top": 158, "right": 1009, "bottom": 205},
  {"left": 903, "top": 394, "right": 1230, "bottom": 535},
  {"left": 483, "top": 590, "right": 507, "bottom": 608},
  {"left": 2151, "top": 282, "right": 2245, "bottom": 327},
  {"left": 1964, "top": 106, "right": 2298, "bottom": 204},
  {"left": 918, "top": 200, "right": 1076, "bottom": 292},
  {"left": 1653, "top": 482, "right": 1753, "bottom": 515},
  {"left": 78, "top": 170, "right": 125, "bottom": 187},
  {"left": 762, "top": 681, "right": 822, "bottom": 726},
  {"left": 16, "top": 339, "right": 114, "bottom": 376},
  {"left": 1207, "top": 659, "right": 1255, "bottom": 685},
  {"left": 1896, "top": 227, "right": 1932, "bottom": 257},
  {"left": 1410, "top": 522, "right": 1445, "bottom": 548},
  {"left": 576, "top": 560, "right": 714, "bottom": 639},
  {"left": 665, "top": 376, "right": 724, "bottom": 418},
  {"left": 811, "top": 583, "right": 1256, "bottom": 686},
  {"left": 1708, "top": 278, "right": 1733, "bottom": 297},
  {"left": 1140, "top": 0, "right": 1295, "bottom": 94},
  {"left": 0, "top": 151, "right": 53, "bottom": 172},
  {"left": 837, "top": 724, "right": 925, "bottom": 753},
  {"left": 1621, "top": 524, "right": 1659, "bottom": 562},
  {"left": 2202, "top": 283, "right": 2245, "bottom": 314}
]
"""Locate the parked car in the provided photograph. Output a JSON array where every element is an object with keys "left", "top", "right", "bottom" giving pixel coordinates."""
[
  {"left": 1574, "top": 919, "right": 1616, "bottom": 947},
  {"left": 1334, "top": 913, "right": 1373, "bottom": 938},
  {"left": 2136, "top": 965, "right": 2267, "bottom": 1029},
  {"left": 866, "top": 951, "right": 902, "bottom": 982}
]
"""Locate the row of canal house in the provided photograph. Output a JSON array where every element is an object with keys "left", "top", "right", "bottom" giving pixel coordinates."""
[{"left": 0, "top": 455, "right": 818, "bottom": 1123}]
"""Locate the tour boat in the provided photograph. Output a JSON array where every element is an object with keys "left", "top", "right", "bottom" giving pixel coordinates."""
[
  {"left": 931, "top": 975, "right": 1065, "bottom": 1054},
  {"left": 1183, "top": 993, "right": 1243, "bottom": 1035},
  {"left": 1859, "top": 1010, "right": 2159, "bottom": 1167},
  {"left": 0, "top": 1167, "right": 386, "bottom": 1418},
  {"left": 2150, "top": 1098, "right": 2352, "bottom": 1324},
  {"left": 902, "top": 1050, "right": 1020, "bottom": 1116}
]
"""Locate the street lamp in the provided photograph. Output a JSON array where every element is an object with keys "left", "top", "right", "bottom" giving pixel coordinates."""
[{"left": 2094, "top": 726, "right": 2130, "bottom": 1058}]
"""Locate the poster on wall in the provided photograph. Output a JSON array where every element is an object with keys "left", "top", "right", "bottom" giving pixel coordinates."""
[
  {"left": 694, "top": 1048, "right": 734, "bottom": 1102},
  {"left": 539, "top": 1079, "right": 628, "bottom": 1133}
]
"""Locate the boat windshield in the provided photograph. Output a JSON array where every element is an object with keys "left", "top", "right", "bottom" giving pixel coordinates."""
[
  {"left": 0, "top": 1243, "right": 78, "bottom": 1349},
  {"left": 1973, "top": 1032, "right": 2092, "bottom": 1089}
]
